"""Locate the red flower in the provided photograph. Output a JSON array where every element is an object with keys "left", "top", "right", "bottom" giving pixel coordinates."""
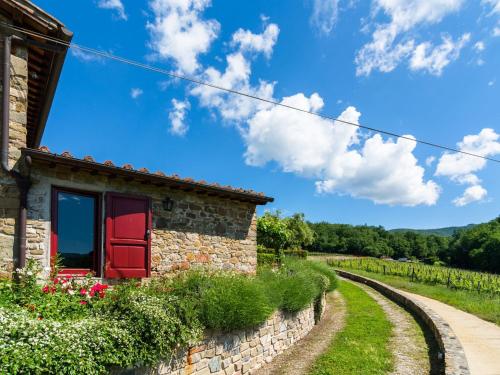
[
  {"left": 79, "top": 300, "right": 87, "bottom": 305},
  {"left": 53, "top": 277, "right": 60, "bottom": 284},
  {"left": 42, "top": 285, "right": 50, "bottom": 293},
  {"left": 89, "top": 283, "right": 108, "bottom": 297},
  {"left": 80, "top": 288, "right": 87, "bottom": 296}
]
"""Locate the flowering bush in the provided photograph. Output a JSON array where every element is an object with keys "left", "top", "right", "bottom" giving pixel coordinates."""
[
  {"left": 0, "top": 258, "right": 337, "bottom": 374},
  {"left": 10, "top": 259, "right": 110, "bottom": 320},
  {"left": 0, "top": 307, "right": 136, "bottom": 374}
]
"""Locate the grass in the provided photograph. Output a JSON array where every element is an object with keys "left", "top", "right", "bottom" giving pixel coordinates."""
[
  {"left": 336, "top": 268, "right": 500, "bottom": 326},
  {"left": 310, "top": 280, "right": 393, "bottom": 375}
]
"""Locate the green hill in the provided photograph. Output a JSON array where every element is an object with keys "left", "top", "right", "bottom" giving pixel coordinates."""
[{"left": 389, "top": 224, "right": 476, "bottom": 237}]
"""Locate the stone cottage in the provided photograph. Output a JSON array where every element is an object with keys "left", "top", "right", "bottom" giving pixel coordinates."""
[{"left": 0, "top": 1, "right": 273, "bottom": 279}]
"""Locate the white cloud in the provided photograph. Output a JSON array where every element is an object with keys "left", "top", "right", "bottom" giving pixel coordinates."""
[
  {"left": 474, "top": 41, "right": 485, "bottom": 51},
  {"left": 130, "top": 88, "right": 143, "bottom": 99},
  {"left": 409, "top": 33, "right": 470, "bottom": 75},
  {"left": 436, "top": 128, "right": 500, "bottom": 205},
  {"left": 488, "top": 79, "right": 495, "bottom": 86},
  {"left": 168, "top": 98, "right": 191, "bottom": 136},
  {"left": 231, "top": 23, "right": 280, "bottom": 58},
  {"left": 244, "top": 95, "right": 440, "bottom": 206},
  {"left": 436, "top": 128, "right": 500, "bottom": 178},
  {"left": 185, "top": 15, "right": 439, "bottom": 206},
  {"left": 71, "top": 47, "right": 105, "bottom": 63},
  {"left": 483, "top": 1, "right": 500, "bottom": 35},
  {"left": 147, "top": 0, "right": 220, "bottom": 74},
  {"left": 356, "top": 0, "right": 465, "bottom": 76},
  {"left": 425, "top": 156, "right": 436, "bottom": 166},
  {"left": 98, "top": 0, "right": 127, "bottom": 20},
  {"left": 309, "top": 0, "right": 340, "bottom": 35},
  {"left": 453, "top": 185, "right": 487, "bottom": 206},
  {"left": 190, "top": 24, "right": 279, "bottom": 123},
  {"left": 484, "top": 0, "right": 500, "bottom": 14}
]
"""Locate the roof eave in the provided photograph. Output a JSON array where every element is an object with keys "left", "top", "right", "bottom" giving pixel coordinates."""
[
  {"left": 22, "top": 148, "right": 274, "bottom": 205},
  {"left": 32, "top": 27, "right": 73, "bottom": 148}
]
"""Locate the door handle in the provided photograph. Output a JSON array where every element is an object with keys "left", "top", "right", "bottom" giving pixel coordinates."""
[{"left": 145, "top": 229, "right": 151, "bottom": 240}]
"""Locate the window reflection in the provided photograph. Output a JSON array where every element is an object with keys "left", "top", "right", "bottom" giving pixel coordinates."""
[{"left": 57, "top": 192, "right": 96, "bottom": 269}]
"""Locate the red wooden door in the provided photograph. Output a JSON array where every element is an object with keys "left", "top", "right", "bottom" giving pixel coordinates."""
[{"left": 105, "top": 193, "right": 151, "bottom": 278}]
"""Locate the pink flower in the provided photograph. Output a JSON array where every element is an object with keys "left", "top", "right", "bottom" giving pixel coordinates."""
[
  {"left": 80, "top": 288, "right": 87, "bottom": 296},
  {"left": 79, "top": 300, "right": 87, "bottom": 305}
]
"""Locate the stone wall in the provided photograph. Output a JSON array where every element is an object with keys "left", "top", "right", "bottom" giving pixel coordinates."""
[
  {"left": 117, "top": 293, "right": 325, "bottom": 375},
  {"left": 0, "top": 28, "right": 29, "bottom": 277},
  {"left": 26, "top": 163, "right": 258, "bottom": 278}
]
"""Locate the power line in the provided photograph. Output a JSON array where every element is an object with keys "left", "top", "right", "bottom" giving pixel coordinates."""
[{"left": 2, "top": 21, "right": 499, "bottom": 164}]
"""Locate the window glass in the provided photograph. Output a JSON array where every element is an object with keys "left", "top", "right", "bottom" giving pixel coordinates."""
[{"left": 57, "top": 192, "right": 96, "bottom": 269}]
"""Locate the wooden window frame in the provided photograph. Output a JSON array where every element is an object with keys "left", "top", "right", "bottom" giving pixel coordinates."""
[{"left": 50, "top": 186, "right": 102, "bottom": 277}]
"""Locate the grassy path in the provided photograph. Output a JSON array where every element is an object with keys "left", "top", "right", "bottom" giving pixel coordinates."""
[
  {"left": 254, "top": 291, "right": 346, "bottom": 375},
  {"left": 336, "top": 268, "right": 500, "bottom": 325},
  {"left": 310, "top": 280, "right": 393, "bottom": 375},
  {"left": 354, "top": 281, "right": 437, "bottom": 375}
]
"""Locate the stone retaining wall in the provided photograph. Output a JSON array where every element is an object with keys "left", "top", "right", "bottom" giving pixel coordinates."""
[
  {"left": 118, "top": 294, "right": 325, "bottom": 375},
  {"left": 336, "top": 270, "right": 470, "bottom": 375}
]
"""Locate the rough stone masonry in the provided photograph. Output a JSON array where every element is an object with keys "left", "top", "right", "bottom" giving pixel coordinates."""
[
  {"left": 25, "top": 162, "right": 258, "bottom": 278},
  {"left": 113, "top": 294, "right": 326, "bottom": 375},
  {"left": 0, "top": 26, "right": 29, "bottom": 277}
]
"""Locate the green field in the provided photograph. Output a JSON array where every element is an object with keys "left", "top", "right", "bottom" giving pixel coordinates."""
[
  {"left": 331, "top": 259, "right": 500, "bottom": 325},
  {"left": 329, "top": 258, "right": 500, "bottom": 294}
]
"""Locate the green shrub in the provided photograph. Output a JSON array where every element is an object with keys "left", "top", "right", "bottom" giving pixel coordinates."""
[
  {"left": 258, "top": 259, "right": 338, "bottom": 313},
  {"left": 279, "top": 271, "right": 320, "bottom": 312},
  {"left": 99, "top": 289, "right": 203, "bottom": 365},
  {"left": 306, "top": 260, "right": 338, "bottom": 292},
  {"left": 257, "top": 245, "right": 273, "bottom": 254},
  {"left": 258, "top": 253, "right": 276, "bottom": 266},
  {"left": 198, "top": 274, "right": 273, "bottom": 331},
  {"left": 0, "top": 307, "right": 136, "bottom": 375},
  {"left": 161, "top": 271, "right": 274, "bottom": 331}
]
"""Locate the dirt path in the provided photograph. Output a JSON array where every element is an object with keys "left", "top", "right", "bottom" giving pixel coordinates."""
[
  {"left": 400, "top": 290, "right": 500, "bottom": 375},
  {"left": 347, "top": 280, "right": 436, "bottom": 375},
  {"left": 252, "top": 291, "right": 346, "bottom": 375}
]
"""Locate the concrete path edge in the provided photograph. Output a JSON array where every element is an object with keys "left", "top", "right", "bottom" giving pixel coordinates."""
[{"left": 335, "top": 269, "right": 470, "bottom": 375}]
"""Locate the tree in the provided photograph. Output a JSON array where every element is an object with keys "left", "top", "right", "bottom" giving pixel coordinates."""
[
  {"left": 257, "top": 211, "right": 290, "bottom": 262},
  {"left": 283, "top": 213, "right": 315, "bottom": 249},
  {"left": 448, "top": 217, "right": 500, "bottom": 273}
]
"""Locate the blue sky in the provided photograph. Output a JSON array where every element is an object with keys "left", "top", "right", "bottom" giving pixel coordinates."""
[{"left": 36, "top": 0, "right": 500, "bottom": 229}]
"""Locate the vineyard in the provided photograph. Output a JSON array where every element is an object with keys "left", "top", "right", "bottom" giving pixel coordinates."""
[{"left": 329, "top": 258, "right": 500, "bottom": 295}]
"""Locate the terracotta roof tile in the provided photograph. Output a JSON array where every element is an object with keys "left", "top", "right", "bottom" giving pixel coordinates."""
[{"left": 24, "top": 147, "right": 273, "bottom": 204}]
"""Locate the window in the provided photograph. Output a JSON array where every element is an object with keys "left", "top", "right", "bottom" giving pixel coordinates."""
[{"left": 51, "top": 188, "right": 100, "bottom": 275}]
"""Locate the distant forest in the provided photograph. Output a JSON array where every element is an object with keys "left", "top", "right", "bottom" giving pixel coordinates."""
[
  {"left": 307, "top": 217, "right": 500, "bottom": 274},
  {"left": 388, "top": 224, "right": 476, "bottom": 237}
]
